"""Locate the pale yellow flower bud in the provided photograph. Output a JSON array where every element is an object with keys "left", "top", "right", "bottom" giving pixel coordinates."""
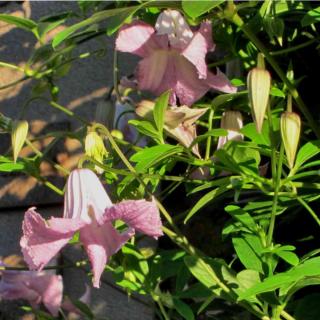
[
  {"left": 247, "top": 68, "right": 271, "bottom": 133},
  {"left": 11, "top": 120, "right": 28, "bottom": 162},
  {"left": 281, "top": 112, "right": 301, "bottom": 168},
  {"left": 85, "top": 130, "right": 108, "bottom": 173},
  {"left": 217, "top": 111, "right": 243, "bottom": 149}
]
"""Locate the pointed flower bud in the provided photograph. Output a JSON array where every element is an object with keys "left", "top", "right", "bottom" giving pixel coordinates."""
[
  {"left": 85, "top": 130, "right": 108, "bottom": 172},
  {"left": 281, "top": 112, "right": 301, "bottom": 169},
  {"left": 217, "top": 111, "right": 244, "bottom": 149},
  {"left": 247, "top": 67, "right": 271, "bottom": 133},
  {"left": 11, "top": 120, "right": 28, "bottom": 162}
]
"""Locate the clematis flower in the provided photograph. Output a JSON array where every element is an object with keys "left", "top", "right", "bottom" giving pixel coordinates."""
[
  {"left": 0, "top": 265, "right": 63, "bottom": 316},
  {"left": 136, "top": 100, "right": 207, "bottom": 157},
  {"left": 20, "top": 169, "right": 162, "bottom": 288},
  {"left": 116, "top": 9, "right": 236, "bottom": 106}
]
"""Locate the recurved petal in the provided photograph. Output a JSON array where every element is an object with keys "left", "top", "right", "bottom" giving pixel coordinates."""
[
  {"left": 206, "top": 68, "right": 237, "bottom": 93},
  {"left": 80, "top": 221, "right": 134, "bottom": 288},
  {"left": 116, "top": 21, "right": 167, "bottom": 57},
  {"left": 20, "top": 208, "right": 84, "bottom": 270},
  {"left": 182, "top": 21, "right": 214, "bottom": 79},
  {"left": 104, "top": 199, "right": 163, "bottom": 238}
]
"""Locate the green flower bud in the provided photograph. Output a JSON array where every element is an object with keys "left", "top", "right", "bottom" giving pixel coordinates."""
[
  {"left": 281, "top": 112, "right": 301, "bottom": 168},
  {"left": 11, "top": 120, "right": 29, "bottom": 162},
  {"left": 247, "top": 67, "right": 271, "bottom": 133}
]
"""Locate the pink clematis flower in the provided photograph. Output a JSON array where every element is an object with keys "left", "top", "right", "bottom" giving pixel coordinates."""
[
  {"left": 20, "top": 169, "right": 162, "bottom": 288},
  {"left": 116, "top": 9, "right": 236, "bottom": 106},
  {"left": 0, "top": 265, "right": 63, "bottom": 316}
]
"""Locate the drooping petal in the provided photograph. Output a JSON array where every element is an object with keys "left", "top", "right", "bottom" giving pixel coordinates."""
[
  {"left": 0, "top": 269, "right": 63, "bottom": 317},
  {"left": 182, "top": 21, "right": 214, "bottom": 79},
  {"left": 136, "top": 50, "right": 171, "bottom": 93},
  {"left": 28, "top": 274, "right": 63, "bottom": 316},
  {"left": 206, "top": 68, "right": 237, "bottom": 93},
  {"left": 155, "top": 10, "right": 193, "bottom": 48},
  {"left": 20, "top": 208, "right": 85, "bottom": 270},
  {"left": 80, "top": 221, "right": 134, "bottom": 288},
  {"left": 174, "top": 55, "right": 209, "bottom": 105},
  {"left": 116, "top": 21, "right": 167, "bottom": 57},
  {"left": 104, "top": 199, "right": 163, "bottom": 238},
  {"left": 63, "top": 169, "right": 113, "bottom": 223}
]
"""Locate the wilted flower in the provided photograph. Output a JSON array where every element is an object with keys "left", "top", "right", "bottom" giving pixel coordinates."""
[
  {"left": 217, "top": 110, "right": 243, "bottom": 149},
  {"left": 20, "top": 169, "right": 163, "bottom": 288},
  {"left": 136, "top": 100, "right": 207, "bottom": 157},
  {"left": 281, "top": 111, "right": 301, "bottom": 168},
  {"left": 11, "top": 120, "right": 28, "bottom": 162},
  {"left": 247, "top": 67, "right": 271, "bottom": 133},
  {"left": 116, "top": 9, "right": 236, "bottom": 106},
  {"left": 0, "top": 265, "right": 63, "bottom": 316}
]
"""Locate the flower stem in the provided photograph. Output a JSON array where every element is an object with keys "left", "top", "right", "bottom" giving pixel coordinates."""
[
  {"left": 205, "top": 109, "right": 214, "bottom": 160},
  {"left": 296, "top": 196, "right": 320, "bottom": 228}
]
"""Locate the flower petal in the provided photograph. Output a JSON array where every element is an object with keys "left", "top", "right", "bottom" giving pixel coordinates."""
[
  {"left": 63, "top": 169, "right": 113, "bottom": 223},
  {"left": 28, "top": 274, "right": 63, "bottom": 316},
  {"left": 104, "top": 199, "right": 163, "bottom": 238},
  {"left": 116, "top": 21, "right": 167, "bottom": 57},
  {"left": 20, "top": 208, "right": 84, "bottom": 270},
  {"left": 182, "top": 21, "right": 214, "bottom": 79},
  {"left": 80, "top": 221, "right": 134, "bottom": 288},
  {"left": 136, "top": 50, "right": 171, "bottom": 93},
  {"left": 206, "top": 68, "right": 237, "bottom": 93},
  {"left": 155, "top": 10, "right": 193, "bottom": 48},
  {"left": 174, "top": 56, "right": 209, "bottom": 105}
]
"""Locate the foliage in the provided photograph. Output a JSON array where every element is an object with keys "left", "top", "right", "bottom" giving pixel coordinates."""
[{"left": 1, "top": 1, "right": 320, "bottom": 319}]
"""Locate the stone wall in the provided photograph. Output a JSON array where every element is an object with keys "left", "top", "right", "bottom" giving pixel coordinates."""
[{"left": 0, "top": 1, "right": 151, "bottom": 319}]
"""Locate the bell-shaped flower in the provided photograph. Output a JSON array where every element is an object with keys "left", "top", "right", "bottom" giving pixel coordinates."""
[
  {"left": 0, "top": 265, "right": 63, "bottom": 316},
  {"left": 217, "top": 110, "right": 244, "bottom": 149},
  {"left": 136, "top": 100, "right": 207, "bottom": 157},
  {"left": 116, "top": 9, "right": 236, "bottom": 106},
  {"left": 20, "top": 169, "right": 162, "bottom": 288}
]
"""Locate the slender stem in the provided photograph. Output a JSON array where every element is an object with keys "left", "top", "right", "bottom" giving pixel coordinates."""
[
  {"left": 296, "top": 196, "right": 320, "bottom": 228},
  {"left": 50, "top": 101, "right": 89, "bottom": 125},
  {"left": 267, "top": 105, "right": 277, "bottom": 185},
  {"left": 0, "top": 76, "right": 28, "bottom": 90},
  {"left": 0, "top": 61, "right": 24, "bottom": 72},
  {"left": 270, "top": 38, "right": 319, "bottom": 56},
  {"left": 113, "top": 48, "right": 123, "bottom": 103},
  {"left": 226, "top": 9, "right": 320, "bottom": 139},
  {"left": 267, "top": 143, "right": 284, "bottom": 247},
  {"left": 205, "top": 109, "right": 214, "bottom": 160},
  {"left": 157, "top": 299, "right": 170, "bottom": 320},
  {"left": 280, "top": 310, "right": 296, "bottom": 320}
]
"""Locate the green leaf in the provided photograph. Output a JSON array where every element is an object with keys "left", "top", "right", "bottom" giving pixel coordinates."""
[
  {"left": 294, "top": 141, "right": 320, "bottom": 170},
  {"left": 275, "top": 250, "right": 299, "bottom": 266},
  {"left": 0, "top": 14, "right": 37, "bottom": 32},
  {"left": 211, "top": 91, "right": 247, "bottom": 109},
  {"left": 232, "top": 234, "right": 264, "bottom": 273},
  {"left": 184, "top": 256, "right": 233, "bottom": 300},
  {"left": 225, "top": 205, "right": 257, "bottom": 231},
  {"left": 153, "top": 90, "right": 170, "bottom": 139},
  {"left": 128, "top": 119, "right": 161, "bottom": 143},
  {"left": 182, "top": 0, "right": 225, "bottom": 19},
  {"left": 52, "top": 6, "right": 141, "bottom": 48},
  {"left": 173, "top": 298, "right": 195, "bottom": 320},
  {"left": 131, "top": 144, "right": 182, "bottom": 172},
  {"left": 301, "top": 7, "right": 320, "bottom": 27},
  {"left": 184, "top": 184, "right": 231, "bottom": 223},
  {"left": 190, "top": 129, "right": 228, "bottom": 147},
  {"left": 0, "top": 157, "right": 24, "bottom": 172},
  {"left": 239, "top": 257, "right": 320, "bottom": 300},
  {"left": 270, "top": 87, "right": 285, "bottom": 98}
]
